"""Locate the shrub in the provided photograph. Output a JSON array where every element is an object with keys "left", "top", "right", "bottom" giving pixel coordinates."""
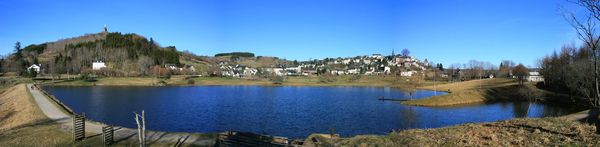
[
  {"left": 319, "top": 74, "right": 337, "bottom": 83},
  {"left": 79, "top": 74, "right": 97, "bottom": 82},
  {"left": 187, "top": 79, "right": 195, "bottom": 84},
  {"left": 348, "top": 75, "right": 362, "bottom": 82},
  {"left": 156, "top": 80, "right": 167, "bottom": 86},
  {"left": 270, "top": 76, "right": 284, "bottom": 84}
]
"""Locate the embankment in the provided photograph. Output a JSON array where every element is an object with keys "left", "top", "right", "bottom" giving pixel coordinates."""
[{"left": 402, "top": 78, "right": 565, "bottom": 106}]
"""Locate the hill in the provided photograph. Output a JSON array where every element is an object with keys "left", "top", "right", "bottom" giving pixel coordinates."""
[
  {"left": 2, "top": 32, "right": 190, "bottom": 77},
  {"left": 1, "top": 31, "right": 297, "bottom": 77}
]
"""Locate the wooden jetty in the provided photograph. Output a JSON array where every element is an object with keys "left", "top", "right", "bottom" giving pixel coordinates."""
[{"left": 378, "top": 96, "right": 411, "bottom": 101}]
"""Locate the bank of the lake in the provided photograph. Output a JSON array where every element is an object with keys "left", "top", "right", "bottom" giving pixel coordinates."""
[
  {"left": 306, "top": 116, "right": 600, "bottom": 146},
  {"left": 402, "top": 78, "right": 568, "bottom": 107},
  {"left": 0, "top": 84, "right": 185, "bottom": 146},
  {"left": 47, "top": 75, "right": 440, "bottom": 89},
  {"left": 1, "top": 77, "right": 599, "bottom": 146}
]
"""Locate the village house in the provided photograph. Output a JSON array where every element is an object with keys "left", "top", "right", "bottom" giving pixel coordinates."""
[
  {"left": 271, "top": 68, "right": 285, "bottom": 76},
  {"left": 383, "top": 66, "right": 391, "bottom": 74},
  {"left": 164, "top": 64, "right": 178, "bottom": 70},
  {"left": 184, "top": 65, "right": 196, "bottom": 72},
  {"left": 401, "top": 71, "right": 417, "bottom": 77},
  {"left": 371, "top": 54, "right": 384, "bottom": 60},
  {"left": 347, "top": 68, "right": 360, "bottom": 74},
  {"left": 286, "top": 66, "right": 302, "bottom": 74},
  {"left": 27, "top": 64, "right": 41, "bottom": 73},
  {"left": 243, "top": 67, "right": 258, "bottom": 77},
  {"left": 92, "top": 61, "right": 106, "bottom": 70},
  {"left": 220, "top": 65, "right": 235, "bottom": 77},
  {"left": 526, "top": 71, "right": 544, "bottom": 82}
]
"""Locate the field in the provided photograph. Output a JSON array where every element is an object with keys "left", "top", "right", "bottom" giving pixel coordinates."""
[{"left": 402, "top": 78, "right": 559, "bottom": 106}]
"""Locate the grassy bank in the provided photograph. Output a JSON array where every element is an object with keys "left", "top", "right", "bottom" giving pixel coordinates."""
[
  {"left": 0, "top": 84, "right": 86, "bottom": 146},
  {"left": 401, "top": 78, "right": 558, "bottom": 106},
  {"left": 48, "top": 75, "right": 442, "bottom": 89},
  {"left": 307, "top": 117, "right": 600, "bottom": 146}
]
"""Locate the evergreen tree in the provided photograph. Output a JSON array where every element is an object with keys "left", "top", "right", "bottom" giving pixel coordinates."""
[{"left": 14, "top": 42, "right": 22, "bottom": 59}]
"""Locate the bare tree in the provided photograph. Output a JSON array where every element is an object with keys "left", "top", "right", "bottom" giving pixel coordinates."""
[
  {"left": 134, "top": 110, "right": 146, "bottom": 147},
  {"left": 513, "top": 64, "right": 529, "bottom": 85},
  {"left": 137, "top": 56, "right": 154, "bottom": 76},
  {"left": 565, "top": 0, "right": 600, "bottom": 109}
]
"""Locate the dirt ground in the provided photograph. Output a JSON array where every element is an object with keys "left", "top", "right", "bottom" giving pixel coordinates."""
[{"left": 309, "top": 117, "right": 600, "bottom": 146}]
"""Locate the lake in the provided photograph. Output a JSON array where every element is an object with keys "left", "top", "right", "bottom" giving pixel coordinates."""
[{"left": 42, "top": 85, "right": 583, "bottom": 139}]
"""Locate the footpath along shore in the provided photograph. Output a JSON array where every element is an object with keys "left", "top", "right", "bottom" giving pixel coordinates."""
[{"left": 27, "top": 84, "right": 215, "bottom": 146}]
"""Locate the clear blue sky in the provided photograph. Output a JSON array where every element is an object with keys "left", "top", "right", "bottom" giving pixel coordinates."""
[{"left": 0, "top": 0, "right": 581, "bottom": 67}]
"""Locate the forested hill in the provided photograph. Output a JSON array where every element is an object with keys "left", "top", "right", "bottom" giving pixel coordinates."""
[{"left": 2, "top": 32, "right": 186, "bottom": 76}]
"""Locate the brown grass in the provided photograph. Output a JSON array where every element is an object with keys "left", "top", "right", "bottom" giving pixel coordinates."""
[
  {"left": 0, "top": 84, "right": 47, "bottom": 130},
  {"left": 402, "top": 78, "right": 522, "bottom": 106},
  {"left": 324, "top": 117, "right": 600, "bottom": 146}
]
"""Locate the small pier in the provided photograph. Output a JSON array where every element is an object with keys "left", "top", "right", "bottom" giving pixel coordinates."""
[{"left": 378, "top": 97, "right": 411, "bottom": 101}]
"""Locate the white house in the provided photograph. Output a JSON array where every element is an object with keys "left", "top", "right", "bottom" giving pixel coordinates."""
[
  {"left": 347, "top": 69, "right": 360, "bottom": 74},
  {"left": 27, "top": 64, "right": 41, "bottom": 73},
  {"left": 92, "top": 61, "right": 106, "bottom": 70},
  {"left": 164, "top": 64, "right": 178, "bottom": 70},
  {"left": 400, "top": 71, "right": 417, "bottom": 77},
  {"left": 186, "top": 65, "right": 196, "bottom": 72},
  {"left": 383, "top": 66, "right": 391, "bottom": 74},
  {"left": 286, "top": 67, "right": 302, "bottom": 74},
  {"left": 526, "top": 72, "right": 544, "bottom": 82},
  {"left": 371, "top": 54, "right": 384, "bottom": 60},
  {"left": 243, "top": 68, "right": 258, "bottom": 76},
  {"left": 272, "top": 68, "right": 285, "bottom": 76}
]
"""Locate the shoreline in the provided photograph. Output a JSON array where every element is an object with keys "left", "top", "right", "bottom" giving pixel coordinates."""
[
  {"left": 400, "top": 78, "right": 570, "bottom": 107},
  {"left": 2, "top": 80, "right": 596, "bottom": 146},
  {"left": 29, "top": 83, "right": 217, "bottom": 146},
  {"left": 42, "top": 75, "right": 437, "bottom": 90}
]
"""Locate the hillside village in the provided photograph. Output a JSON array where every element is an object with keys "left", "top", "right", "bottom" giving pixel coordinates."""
[
  {"left": 215, "top": 53, "right": 430, "bottom": 78},
  {"left": 1, "top": 29, "right": 547, "bottom": 84}
]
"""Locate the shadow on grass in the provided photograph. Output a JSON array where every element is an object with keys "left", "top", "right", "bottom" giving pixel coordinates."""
[
  {"left": 3, "top": 117, "right": 68, "bottom": 132},
  {"left": 482, "top": 123, "right": 578, "bottom": 138},
  {"left": 579, "top": 109, "right": 600, "bottom": 134}
]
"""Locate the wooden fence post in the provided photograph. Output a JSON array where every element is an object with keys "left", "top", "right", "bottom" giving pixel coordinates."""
[
  {"left": 102, "top": 125, "right": 114, "bottom": 146},
  {"left": 72, "top": 113, "right": 85, "bottom": 141}
]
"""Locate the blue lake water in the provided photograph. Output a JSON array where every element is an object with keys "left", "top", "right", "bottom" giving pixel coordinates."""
[{"left": 42, "top": 85, "right": 583, "bottom": 139}]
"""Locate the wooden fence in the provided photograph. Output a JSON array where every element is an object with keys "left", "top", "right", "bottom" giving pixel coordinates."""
[
  {"left": 102, "top": 125, "right": 114, "bottom": 146},
  {"left": 73, "top": 113, "right": 85, "bottom": 141}
]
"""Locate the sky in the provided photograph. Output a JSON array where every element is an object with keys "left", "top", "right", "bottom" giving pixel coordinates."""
[{"left": 0, "top": 0, "right": 584, "bottom": 67}]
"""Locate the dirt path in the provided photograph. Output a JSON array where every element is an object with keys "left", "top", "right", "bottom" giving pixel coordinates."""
[{"left": 27, "top": 84, "right": 215, "bottom": 146}]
